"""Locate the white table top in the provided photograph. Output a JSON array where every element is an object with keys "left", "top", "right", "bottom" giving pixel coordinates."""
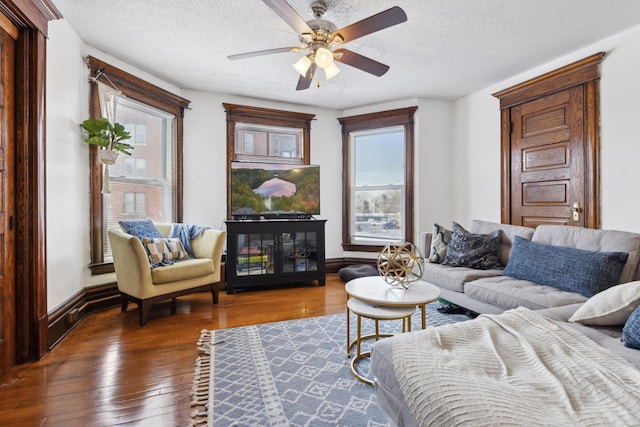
[
  {"left": 345, "top": 276, "right": 440, "bottom": 307},
  {"left": 347, "top": 297, "right": 416, "bottom": 319}
]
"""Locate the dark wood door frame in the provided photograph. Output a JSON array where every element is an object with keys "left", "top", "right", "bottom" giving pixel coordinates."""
[
  {"left": 493, "top": 52, "right": 604, "bottom": 229},
  {"left": 0, "top": 0, "right": 60, "bottom": 363}
]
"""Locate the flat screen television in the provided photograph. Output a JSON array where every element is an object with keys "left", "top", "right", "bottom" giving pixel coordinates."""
[{"left": 230, "top": 162, "right": 320, "bottom": 218}]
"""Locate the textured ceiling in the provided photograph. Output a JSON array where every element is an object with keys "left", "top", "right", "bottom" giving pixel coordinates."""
[{"left": 52, "top": 0, "right": 640, "bottom": 109}]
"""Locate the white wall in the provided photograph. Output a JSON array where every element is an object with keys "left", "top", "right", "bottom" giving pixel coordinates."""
[
  {"left": 415, "top": 99, "right": 454, "bottom": 234},
  {"left": 452, "top": 23, "right": 640, "bottom": 233},
  {"left": 46, "top": 20, "right": 88, "bottom": 310}
]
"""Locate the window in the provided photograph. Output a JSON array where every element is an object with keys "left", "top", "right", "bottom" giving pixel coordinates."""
[
  {"left": 124, "top": 157, "right": 146, "bottom": 177},
  {"left": 124, "top": 123, "right": 147, "bottom": 145},
  {"left": 124, "top": 192, "right": 146, "bottom": 214},
  {"left": 223, "top": 103, "right": 315, "bottom": 218},
  {"left": 234, "top": 123, "right": 303, "bottom": 163},
  {"left": 87, "top": 56, "right": 190, "bottom": 274},
  {"left": 338, "top": 107, "right": 417, "bottom": 252}
]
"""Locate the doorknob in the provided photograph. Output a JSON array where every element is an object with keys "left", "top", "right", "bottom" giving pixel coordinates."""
[{"left": 570, "top": 202, "right": 580, "bottom": 222}]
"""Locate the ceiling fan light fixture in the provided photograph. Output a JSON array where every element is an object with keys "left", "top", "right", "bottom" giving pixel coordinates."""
[
  {"left": 323, "top": 62, "right": 340, "bottom": 79},
  {"left": 292, "top": 55, "right": 312, "bottom": 77},
  {"left": 314, "top": 47, "right": 334, "bottom": 68}
]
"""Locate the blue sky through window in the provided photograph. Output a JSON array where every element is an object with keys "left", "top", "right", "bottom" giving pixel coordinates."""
[{"left": 354, "top": 128, "right": 404, "bottom": 187}]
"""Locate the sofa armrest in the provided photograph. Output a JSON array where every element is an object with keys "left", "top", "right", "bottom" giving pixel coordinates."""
[
  {"left": 191, "top": 229, "right": 227, "bottom": 276},
  {"left": 420, "top": 232, "right": 433, "bottom": 259},
  {"left": 108, "top": 228, "right": 154, "bottom": 293}
]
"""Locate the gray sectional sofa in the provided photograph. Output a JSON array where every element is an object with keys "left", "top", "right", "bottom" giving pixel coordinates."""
[
  {"left": 420, "top": 219, "right": 640, "bottom": 315},
  {"left": 369, "top": 220, "right": 640, "bottom": 426}
]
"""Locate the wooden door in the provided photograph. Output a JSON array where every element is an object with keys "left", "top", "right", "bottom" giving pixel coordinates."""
[
  {"left": 494, "top": 53, "right": 602, "bottom": 230},
  {"left": 509, "top": 86, "right": 585, "bottom": 227},
  {"left": 0, "top": 22, "right": 16, "bottom": 377}
]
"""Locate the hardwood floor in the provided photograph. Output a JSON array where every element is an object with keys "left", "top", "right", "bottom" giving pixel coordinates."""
[{"left": 0, "top": 275, "right": 348, "bottom": 426}]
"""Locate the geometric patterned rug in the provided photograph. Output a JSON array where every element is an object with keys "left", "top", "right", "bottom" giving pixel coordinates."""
[{"left": 190, "top": 303, "right": 469, "bottom": 426}]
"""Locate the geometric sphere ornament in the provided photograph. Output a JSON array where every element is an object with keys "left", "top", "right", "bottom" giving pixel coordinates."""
[{"left": 377, "top": 241, "right": 424, "bottom": 289}]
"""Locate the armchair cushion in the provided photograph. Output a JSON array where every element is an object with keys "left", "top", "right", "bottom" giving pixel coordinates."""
[
  {"left": 119, "top": 219, "right": 162, "bottom": 240},
  {"left": 142, "top": 237, "right": 190, "bottom": 267},
  {"left": 150, "top": 258, "right": 215, "bottom": 284}
]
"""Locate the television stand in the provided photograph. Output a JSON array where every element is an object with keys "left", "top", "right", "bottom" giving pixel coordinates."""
[{"left": 225, "top": 219, "right": 326, "bottom": 294}]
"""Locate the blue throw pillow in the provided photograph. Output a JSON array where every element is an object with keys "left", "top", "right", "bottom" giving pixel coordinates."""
[
  {"left": 622, "top": 306, "right": 640, "bottom": 349},
  {"left": 504, "top": 236, "right": 628, "bottom": 297},
  {"left": 119, "top": 219, "right": 162, "bottom": 240}
]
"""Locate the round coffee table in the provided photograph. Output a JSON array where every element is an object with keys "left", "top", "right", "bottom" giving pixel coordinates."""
[
  {"left": 345, "top": 276, "right": 441, "bottom": 330},
  {"left": 346, "top": 298, "right": 416, "bottom": 385}
]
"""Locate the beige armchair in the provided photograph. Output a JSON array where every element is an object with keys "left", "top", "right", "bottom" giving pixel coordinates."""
[{"left": 109, "top": 223, "right": 227, "bottom": 326}]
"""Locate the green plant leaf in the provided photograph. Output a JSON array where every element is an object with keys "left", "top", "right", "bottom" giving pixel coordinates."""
[{"left": 80, "top": 117, "right": 134, "bottom": 154}]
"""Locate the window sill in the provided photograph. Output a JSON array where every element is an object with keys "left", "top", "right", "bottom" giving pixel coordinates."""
[
  {"left": 342, "top": 243, "right": 384, "bottom": 253},
  {"left": 89, "top": 262, "right": 115, "bottom": 275}
]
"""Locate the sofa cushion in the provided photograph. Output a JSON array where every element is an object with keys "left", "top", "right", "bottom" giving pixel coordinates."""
[
  {"left": 119, "top": 218, "right": 163, "bottom": 240},
  {"left": 569, "top": 281, "right": 640, "bottom": 326},
  {"left": 428, "top": 223, "right": 451, "bottom": 263},
  {"left": 422, "top": 262, "right": 503, "bottom": 293},
  {"left": 151, "top": 258, "right": 214, "bottom": 284},
  {"left": 142, "top": 237, "right": 190, "bottom": 267},
  {"left": 465, "top": 276, "right": 588, "bottom": 311},
  {"left": 470, "top": 220, "right": 535, "bottom": 266},
  {"left": 504, "top": 236, "right": 628, "bottom": 297},
  {"left": 442, "top": 222, "right": 502, "bottom": 270},
  {"left": 532, "top": 225, "right": 640, "bottom": 284},
  {"left": 622, "top": 306, "right": 640, "bottom": 350}
]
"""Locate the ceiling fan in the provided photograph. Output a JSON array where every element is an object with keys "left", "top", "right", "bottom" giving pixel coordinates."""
[{"left": 228, "top": 0, "right": 407, "bottom": 90}]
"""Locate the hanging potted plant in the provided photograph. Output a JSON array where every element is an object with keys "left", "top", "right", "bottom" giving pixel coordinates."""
[
  {"left": 80, "top": 117, "right": 134, "bottom": 165},
  {"left": 81, "top": 117, "right": 134, "bottom": 193}
]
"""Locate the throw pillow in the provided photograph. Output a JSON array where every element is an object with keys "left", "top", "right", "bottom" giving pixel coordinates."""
[
  {"left": 428, "top": 223, "right": 451, "bottom": 263},
  {"left": 569, "top": 281, "right": 640, "bottom": 326},
  {"left": 442, "top": 222, "right": 502, "bottom": 270},
  {"left": 504, "top": 236, "right": 628, "bottom": 298},
  {"left": 622, "top": 306, "right": 640, "bottom": 350},
  {"left": 142, "top": 237, "right": 190, "bottom": 267},
  {"left": 119, "top": 219, "right": 162, "bottom": 240}
]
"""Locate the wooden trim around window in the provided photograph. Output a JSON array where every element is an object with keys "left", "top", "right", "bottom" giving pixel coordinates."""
[
  {"left": 223, "top": 103, "right": 315, "bottom": 219},
  {"left": 338, "top": 106, "right": 417, "bottom": 252},
  {"left": 86, "top": 56, "right": 190, "bottom": 274}
]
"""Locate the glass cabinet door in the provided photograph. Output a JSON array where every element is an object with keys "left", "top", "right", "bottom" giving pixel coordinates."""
[
  {"left": 235, "top": 233, "right": 276, "bottom": 276},
  {"left": 281, "top": 231, "right": 318, "bottom": 273}
]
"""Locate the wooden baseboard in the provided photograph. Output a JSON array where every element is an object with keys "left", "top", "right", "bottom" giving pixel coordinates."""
[{"left": 47, "top": 282, "right": 120, "bottom": 349}]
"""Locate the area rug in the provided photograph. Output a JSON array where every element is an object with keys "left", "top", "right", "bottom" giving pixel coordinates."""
[{"left": 190, "top": 303, "right": 468, "bottom": 426}]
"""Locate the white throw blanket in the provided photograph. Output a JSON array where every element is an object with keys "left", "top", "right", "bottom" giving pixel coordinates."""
[{"left": 393, "top": 307, "right": 640, "bottom": 426}]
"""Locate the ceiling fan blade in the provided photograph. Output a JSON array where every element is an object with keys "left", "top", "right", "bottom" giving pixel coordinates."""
[
  {"left": 228, "top": 47, "right": 300, "bottom": 60},
  {"left": 262, "top": 0, "right": 316, "bottom": 38},
  {"left": 296, "top": 63, "right": 317, "bottom": 91},
  {"left": 330, "top": 6, "right": 407, "bottom": 43},
  {"left": 333, "top": 49, "right": 390, "bottom": 77}
]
